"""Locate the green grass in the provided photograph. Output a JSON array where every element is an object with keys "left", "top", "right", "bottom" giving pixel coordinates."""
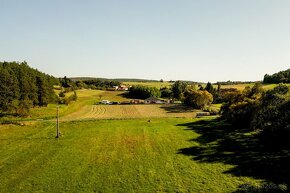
[
  {"left": 0, "top": 117, "right": 261, "bottom": 193},
  {"left": 123, "top": 81, "right": 173, "bottom": 88},
  {"left": 1, "top": 88, "right": 287, "bottom": 192},
  {"left": 0, "top": 90, "right": 127, "bottom": 121},
  {"left": 4, "top": 83, "right": 285, "bottom": 122},
  {"left": 218, "top": 84, "right": 253, "bottom": 90},
  {"left": 217, "top": 83, "right": 290, "bottom": 91},
  {"left": 2, "top": 90, "right": 199, "bottom": 122}
]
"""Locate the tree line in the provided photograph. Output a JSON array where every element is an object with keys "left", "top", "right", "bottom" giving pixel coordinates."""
[
  {"left": 82, "top": 79, "right": 121, "bottom": 89},
  {"left": 127, "top": 81, "right": 217, "bottom": 111},
  {"left": 55, "top": 77, "right": 122, "bottom": 91},
  {"left": 221, "top": 82, "right": 290, "bottom": 147},
  {"left": 70, "top": 77, "right": 160, "bottom": 83},
  {"left": 216, "top": 80, "right": 257, "bottom": 85},
  {"left": 263, "top": 68, "right": 290, "bottom": 83},
  {"left": 0, "top": 61, "right": 59, "bottom": 116},
  {"left": 128, "top": 85, "right": 161, "bottom": 99}
]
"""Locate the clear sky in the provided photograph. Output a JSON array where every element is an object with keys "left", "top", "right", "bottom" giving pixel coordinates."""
[{"left": 1, "top": 0, "right": 290, "bottom": 82}]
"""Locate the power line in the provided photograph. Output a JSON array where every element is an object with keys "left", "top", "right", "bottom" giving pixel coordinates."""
[{"left": 56, "top": 106, "right": 60, "bottom": 138}]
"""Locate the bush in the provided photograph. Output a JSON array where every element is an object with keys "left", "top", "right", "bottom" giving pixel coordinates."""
[
  {"left": 184, "top": 90, "right": 213, "bottom": 110},
  {"left": 59, "top": 91, "right": 78, "bottom": 105},
  {"left": 222, "top": 83, "right": 290, "bottom": 138},
  {"left": 160, "top": 87, "right": 172, "bottom": 98},
  {"left": 221, "top": 83, "right": 263, "bottom": 128},
  {"left": 251, "top": 85, "right": 290, "bottom": 134},
  {"left": 17, "top": 100, "right": 32, "bottom": 117},
  {"left": 59, "top": 91, "right": 65, "bottom": 97},
  {"left": 204, "top": 106, "right": 220, "bottom": 115},
  {"left": 222, "top": 99, "right": 259, "bottom": 127}
]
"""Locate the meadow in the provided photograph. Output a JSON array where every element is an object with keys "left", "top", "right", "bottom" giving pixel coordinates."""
[
  {"left": 2, "top": 89, "right": 197, "bottom": 122},
  {"left": 123, "top": 81, "right": 286, "bottom": 91},
  {"left": 123, "top": 81, "right": 172, "bottom": 89},
  {"left": 0, "top": 118, "right": 262, "bottom": 193},
  {"left": 61, "top": 104, "right": 197, "bottom": 121},
  {"left": 0, "top": 88, "right": 285, "bottom": 192}
]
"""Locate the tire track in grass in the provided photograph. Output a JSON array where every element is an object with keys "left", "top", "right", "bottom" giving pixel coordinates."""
[
  {"left": 98, "top": 106, "right": 105, "bottom": 116},
  {"left": 86, "top": 105, "right": 96, "bottom": 119},
  {"left": 62, "top": 104, "right": 198, "bottom": 121},
  {"left": 88, "top": 105, "right": 98, "bottom": 118},
  {"left": 61, "top": 105, "right": 91, "bottom": 121},
  {"left": 102, "top": 105, "right": 107, "bottom": 115},
  {"left": 94, "top": 105, "right": 105, "bottom": 117},
  {"left": 75, "top": 105, "right": 99, "bottom": 120},
  {"left": 95, "top": 105, "right": 102, "bottom": 117}
]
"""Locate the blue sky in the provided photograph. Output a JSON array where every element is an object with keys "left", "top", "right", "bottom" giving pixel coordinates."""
[{"left": 1, "top": 0, "right": 290, "bottom": 82}]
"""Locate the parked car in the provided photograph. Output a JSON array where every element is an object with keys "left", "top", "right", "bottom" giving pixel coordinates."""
[{"left": 101, "top": 100, "right": 111, "bottom": 104}]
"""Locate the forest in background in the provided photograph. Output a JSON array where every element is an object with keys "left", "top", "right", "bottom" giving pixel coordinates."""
[{"left": 0, "top": 61, "right": 58, "bottom": 116}]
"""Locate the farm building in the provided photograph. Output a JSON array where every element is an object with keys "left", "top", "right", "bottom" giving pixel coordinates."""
[
  {"left": 111, "top": 85, "right": 129, "bottom": 91},
  {"left": 118, "top": 85, "right": 129, "bottom": 91},
  {"left": 130, "top": 99, "right": 143, "bottom": 104},
  {"left": 196, "top": 112, "right": 210, "bottom": 117},
  {"left": 120, "top": 101, "right": 131, "bottom": 105},
  {"left": 144, "top": 97, "right": 164, "bottom": 104}
]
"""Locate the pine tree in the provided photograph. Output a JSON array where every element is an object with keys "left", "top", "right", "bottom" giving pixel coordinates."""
[
  {"left": 205, "top": 82, "right": 214, "bottom": 93},
  {"left": 36, "top": 76, "right": 50, "bottom": 106},
  {"left": 0, "top": 68, "right": 20, "bottom": 113}
]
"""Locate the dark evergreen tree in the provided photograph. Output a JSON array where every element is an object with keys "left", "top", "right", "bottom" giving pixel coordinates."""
[
  {"left": 36, "top": 76, "right": 50, "bottom": 106},
  {"left": 205, "top": 82, "right": 214, "bottom": 93},
  {"left": 263, "top": 68, "right": 290, "bottom": 83},
  {"left": 0, "top": 68, "right": 19, "bottom": 113},
  {"left": 0, "top": 61, "right": 58, "bottom": 115},
  {"left": 171, "top": 81, "right": 187, "bottom": 100}
]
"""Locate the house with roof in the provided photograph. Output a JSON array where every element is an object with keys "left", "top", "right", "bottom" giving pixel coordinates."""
[
  {"left": 144, "top": 97, "right": 164, "bottom": 104},
  {"left": 117, "top": 85, "right": 129, "bottom": 91}
]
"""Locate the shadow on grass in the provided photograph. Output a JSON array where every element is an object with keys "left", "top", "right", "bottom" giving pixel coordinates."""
[
  {"left": 160, "top": 104, "right": 196, "bottom": 113},
  {"left": 117, "top": 92, "right": 131, "bottom": 99},
  {"left": 177, "top": 119, "right": 290, "bottom": 192}
]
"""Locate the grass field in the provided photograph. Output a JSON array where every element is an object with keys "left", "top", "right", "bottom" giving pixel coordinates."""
[
  {"left": 1, "top": 88, "right": 287, "bottom": 192},
  {"left": 1, "top": 84, "right": 286, "bottom": 122},
  {"left": 61, "top": 104, "right": 197, "bottom": 121},
  {"left": 123, "top": 81, "right": 173, "bottom": 88},
  {"left": 123, "top": 81, "right": 250, "bottom": 90},
  {"left": 0, "top": 118, "right": 261, "bottom": 193},
  {"left": 2, "top": 90, "right": 197, "bottom": 122},
  {"left": 2, "top": 90, "right": 127, "bottom": 121},
  {"left": 123, "top": 81, "right": 288, "bottom": 91},
  {"left": 217, "top": 84, "right": 252, "bottom": 90}
]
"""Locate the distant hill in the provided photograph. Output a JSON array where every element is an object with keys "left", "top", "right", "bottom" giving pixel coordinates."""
[
  {"left": 69, "top": 77, "right": 206, "bottom": 84},
  {"left": 263, "top": 68, "right": 290, "bottom": 83},
  {"left": 215, "top": 81, "right": 259, "bottom": 85},
  {"left": 70, "top": 77, "right": 161, "bottom": 82}
]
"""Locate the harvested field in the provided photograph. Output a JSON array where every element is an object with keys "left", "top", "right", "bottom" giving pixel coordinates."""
[{"left": 61, "top": 104, "right": 197, "bottom": 121}]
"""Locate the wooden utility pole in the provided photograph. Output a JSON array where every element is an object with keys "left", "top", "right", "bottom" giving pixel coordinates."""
[{"left": 56, "top": 106, "right": 59, "bottom": 138}]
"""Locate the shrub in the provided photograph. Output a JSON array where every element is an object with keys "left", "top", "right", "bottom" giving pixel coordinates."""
[
  {"left": 160, "top": 87, "right": 172, "bottom": 98},
  {"left": 221, "top": 83, "right": 263, "bottom": 128},
  {"left": 184, "top": 90, "right": 213, "bottom": 110},
  {"left": 59, "top": 91, "right": 65, "bottom": 97}
]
